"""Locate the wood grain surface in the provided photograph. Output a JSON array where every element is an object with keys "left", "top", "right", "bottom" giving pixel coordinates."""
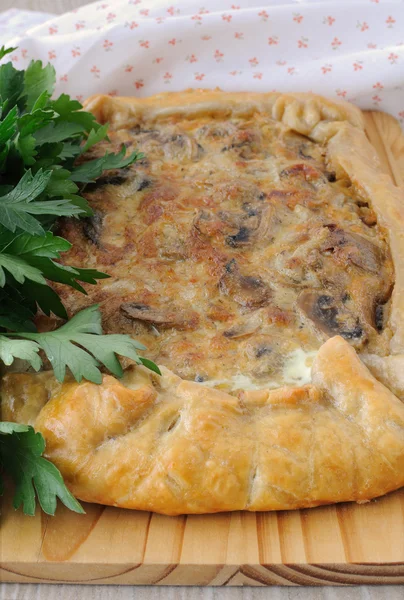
[{"left": 1, "top": 111, "right": 404, "bottom": 594}]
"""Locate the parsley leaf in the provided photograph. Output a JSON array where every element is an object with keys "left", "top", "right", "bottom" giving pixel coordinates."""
[
  {"left": 0, "top": 335, "right": 41, "bottom": 369},
  {"left": 23, "top": 61, "right": 56, "bottom": 112},
  {"left": 0, "top": 253, "right": 46, "bottom": 286},
  {"left": 0, "top": 423, "right": 85, "bottom": 515},
  {"left": 7, "top": 305, "right": 160, "bottom": 383},
  {"left": 50, "top": 94, "right": 102, "bottom": 133},
  {"left": 71, "top": 146, "right": 144, "bottom": 183},
  {"left": 0, "top": 169, "right": 83, "bottom": 235},
  {"left": 0, "top": 228, "right": 108, "bottom": 308},
  {"left": 81, "top": 124, "right": 110, "bottom": 153},
  {"left": 0, "top": 62, "right": 25, "bottom": 116},
  {"left": 0, "top": 105, "right": 18, "bottom": 145},
  {"left": 0, "top": 46, "right": 17, "bottom": 61}
]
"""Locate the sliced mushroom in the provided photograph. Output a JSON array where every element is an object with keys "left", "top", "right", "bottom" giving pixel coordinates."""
[
  {"left": 219, "top": 260, "right": 272, "bottom": 308},
  {"left": 163, "top": 133, "right": 204, "bottom": 162},
  {"left": 321, "top": 225, "right": 382, "bottom": 273},
  {"left": 297, "top": 290, "right": 367, "bottom": 346},
  {"left": 196, "top": 122, "right": 238, "bottom": 140},
  {"left": 220, "top": 128, "right": 262, "bottom": 159},
  {"left": 85, "top": 172, "right": 128, "bottom": 192},
  {"left": 223, "top": 311, "right": 263, "bottom": 339},
  {"left": 120, "top": 302, "right": 199, "bottom": 330},
  {"left": 82, "top": 210, "right": 104, "bottom": 247}
]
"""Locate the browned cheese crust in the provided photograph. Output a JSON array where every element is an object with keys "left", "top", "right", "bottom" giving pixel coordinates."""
[{"left": 2, "top": 91, "right": 404, "bottom": 514}]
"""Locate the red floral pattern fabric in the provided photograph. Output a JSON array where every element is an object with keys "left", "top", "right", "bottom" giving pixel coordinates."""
[{"left": 1, "top": 0, "right": 403, "bottom": 125}]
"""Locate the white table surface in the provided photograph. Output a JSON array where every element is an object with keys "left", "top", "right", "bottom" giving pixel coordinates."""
[{"left": 0, "top": 1, "right": 402, "bottom": 599}]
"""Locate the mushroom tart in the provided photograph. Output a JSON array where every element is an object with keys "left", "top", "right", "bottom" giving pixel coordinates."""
[{"left": 2, "top": 91, "right": 404, "bottom": 515}]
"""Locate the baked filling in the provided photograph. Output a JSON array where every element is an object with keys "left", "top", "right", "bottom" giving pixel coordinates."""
[{"left": 56, "top": 111, "right": 394, "bottom": 392}]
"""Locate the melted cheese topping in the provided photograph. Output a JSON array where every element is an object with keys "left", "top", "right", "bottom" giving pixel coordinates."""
[
  {"left": 56, "top": 110, "right": 394, "bottom": 392},
  {"left": 200, "top": 348, "right": 317, "bottom": 391}
]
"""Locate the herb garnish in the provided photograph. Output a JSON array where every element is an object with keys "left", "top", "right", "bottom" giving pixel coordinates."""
[{"left": 0, "top": 47, "right": 158, "bottom": 515}]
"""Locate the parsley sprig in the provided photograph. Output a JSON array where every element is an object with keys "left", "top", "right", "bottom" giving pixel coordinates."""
[
  {"left": 0, "top": 48, "right": 157, "bottom": 516},
  {"left": 0, "top": 422, "right": 84, "bottom": 516}
]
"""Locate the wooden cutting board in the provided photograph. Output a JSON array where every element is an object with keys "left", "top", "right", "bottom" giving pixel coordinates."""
[{"left": 1, "top": 110, "right": 404, "bottom": 587}]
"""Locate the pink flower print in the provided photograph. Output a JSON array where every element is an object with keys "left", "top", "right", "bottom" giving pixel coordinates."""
[
  {"left": 129, "top": 0, "right": 141, "bottom": 4},
  {"left": 336, "top": 89, "right": 347, "bottom": 98},
  {"left": 268, "top": 36, "right": 279, "bottom": 45},
  {"left": 298, "top": 37, "right": 309, "bottom": 49},
  {"left": 276, "top": 60, "right": 287, "bottom": 66},
  {"left": 388, "top": 52, "right": 398, "bottom": 64},
  {"left": 103, "top": 39, "right": 113, "bottom": 51},
  {"left": 235, "top": 32, "right": 244, "bottom": 40},
  {"left": 140, "top": 9, "right": 149, "bottom": 16},
  {"left": 97, "top": 3, "right": 108, "bottom": 9},
  {"left": 287, "top": 67, "right": 296, "bottom": 75},
  {"left": 21, "top": 49, "right": 28, "bottom": 59},
  {"left": 201, "top": 35, "right": 212, "bottom": 40},
  {"left": 386, "top": 16, "right": 395, "bottom": 27},
  {"left": 253, "top": 72, "right": 263, "bottom": 79},
  {"left": 373, "top": 82, "right": 384, "bottom": 90},
  {"left": 169, "top": 38, "right": 178, "bottom": 45},
  {"left": 126, "top": 21, "right": 138, "bottom": 29},
  {"left": 353, "top": 61, "right": 363, "bottom": 71},
  {"left": 331, "top": 37, "right": 342, "bottom": 50},
  {"left": 258, "top": 10, "right": 269, "bottom": 21},
  {"left": 214, "top": 49, "right": 224, "bottom": 62},
  {"left": 229, "top": 70, "right": 239, "bottom": 76},
  {"left": 139, "top": 40, "right": 150, "bottom": 48},
  {"left": 199, "top": 8, "right": 210, "bottom": 14},
  {"left": 153, "top": 57, "right": 164, "bottom": 64},
  {"left": 323, "top": 16, "right": 335, "bottom": 26},
  {"left": 195, "top": 72, "right": 205, "bottom": 81},
  {"left": 49, "top": 25, "right": 58, "bottom": 35},
  {"left": 76, "top": 95, "right": 84, "bottom": 102},
  {"left": 48, "top": 50, "right": 56, "bottom": 60},
  {"left": 249, "top": 57, "right": 259, "bottom": 67},
  {"left": 372, "top": 95, "right": 381, "bottom": 104},
  {"left": 222, "top": 14, "right": 232, "bottom": 22},
  {"left": 108, "top": 90, "right": 118, "bottom": 97},
  {"left": 356, "top": 21, "right": 369, "bottom": 32},
  {"left": 11, "top": 55, "right": 18, "bottom": 62},
  {"left": 72, "top": 47, "right": 81, "bottom": 58},
  {"left": 91, "top": 65, "right": 100, "bottom": 78},
  {"left": 321, "top": 64, "right": 333, "bottom": 74},
  {"left": 368, "top": 43, "right": 377, "bottom": 49},
  {"left": 106, "top": 13, "right": 116, "bottom": 22},
  {"left": 231, "top": 4, "right": 240, "bottom": 9},
  {"left": 163, "top": 72, "right": 173, "bottom": 84},
  {"left": 60, "top": 74, "right": 68, "bottom": 82},
  {"left": 156, "top": 17, "right": 165, "bottom": 24},
  {"left": 75, "top": 21, "right": 85, "bottom": 30},
  {"left": 167, "top": 6, "right": 175, "bottom": 16},
  {"left": 191, "top": 15, "right": 203, "bottom": 24},
  {"left": 398, "top": 111, "right": 404, "bottom": 121},
  {"left": 134, "top": 79, "right": 144, "bottom": 90},
  {"left": 293, "top": 13, "right": 303, "bottom": 24},
  {"left": 186, "top": 54, "right": 198, "bottom": 63},
  {"left": 125, "top": 65, "right": 134, "bottom": 72}
]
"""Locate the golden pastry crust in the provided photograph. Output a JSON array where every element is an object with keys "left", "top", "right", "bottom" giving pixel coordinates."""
[
  {"left": 2, "top": 91, "right": 404, "bottom": 514},
  {"left": 2, "top": 336, "right": 404, "bottom": 514}
]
